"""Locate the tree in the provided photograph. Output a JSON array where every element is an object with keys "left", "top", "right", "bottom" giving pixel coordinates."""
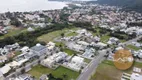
[
  {"left": 10, "top": 18, "right": 22, "bottom": 27},
  {"left": 21, "top": 69, "right": 25, "bottom": 74},
  {"left": 61, "top": 33, "right": 65, "bottom": 38},
  {"left": 62, "top": 74, "right": 68, "bottom": 79}
]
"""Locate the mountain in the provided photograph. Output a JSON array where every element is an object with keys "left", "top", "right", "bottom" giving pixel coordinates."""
[{"left": 89, "top": 0, "right": 142, "bottom": 12}]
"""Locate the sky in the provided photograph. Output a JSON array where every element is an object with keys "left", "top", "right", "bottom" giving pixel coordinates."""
[{"left": 0, "top": 0, "right": 67, "bottom": 13}]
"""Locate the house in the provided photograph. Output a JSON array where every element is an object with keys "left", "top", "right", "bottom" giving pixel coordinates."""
[
  {"left": 130, "top": 73, "right": 142, "bottom": 80},
  {"left": 0, "top": 71, "right": 4, "bottom": 80},
  {"left": 27, "top": 27, "right": 35, "bottom": 32},
  {"left": 30, "top": 43, "right": 47, "bottom": 56},
  {"left": 0, "top": 48, "right": 9, "bottom": 56},
  {"left": 65, "top": 56, "right": 84, "bottom": 71},
  {"left": 137, "top": 50, "right": 142, "bottom": 58},
  {"left": 132, "top": 42, "right": 141, "bottom": 47},
  {"left": 107, "top": 37, "right": 119, "bottom": 45},
  {"left": 20, "top": 46, "right": 30, "bottom": 53},
  {"left": 4, "top": 43, "right": 20, "bottom": 51},
  {"left": 46, "top": 42, "right": 55, "bottom": 51},
  {"left": 77, "top": 41, "right": 89, "bottom": 46},
  {"left": 137, "top": 29, "right": 142, "bottom": 35},
  {"left": 121, "top": 67, "right": 142, "bottom": 80},
  {"left": 0, "top": 56, "right": 7, "bottom": 63},
  {"left": 67, "top": 42, "right": 86, "bottom": 52},
  {"left": 82, "top": 47, "right": 95, "bottom": 59},
  {"left": 90, "top": 42, "right": 107, "bottom": 49},
  {"left": 41, "top": 52, "right": 68, "bottom": 68},
  {"left": 115, "top": 47, "right": 123, "bottom": 51},
  {"left": 9, "top": 74, "right": 34, "bottom": 80},
  {"left": 40, "top": 74, "right": 49, "bottom": 80},
  {"left": 0, "top": 65, "right": 11, "bottom": 75},
  {"left": 94, "top": 36, "right": 100, "bottom": 42}
]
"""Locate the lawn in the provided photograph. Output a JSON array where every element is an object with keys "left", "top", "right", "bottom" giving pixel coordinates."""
[
  {"left": 55, "top": 42, "right": 77, "bottom": 55},
  {"left": 27, "top": 65, "right": 79, "bottom": 80},
  {"left": 100, "top": 35, "right": 110, "bottom": 43},
  {"left": 84, "top": 58, "right": 91, "bottom": 63},
  {"left": 13, "top": 51, "right": 22, "bottom": 57},
  {"left": 126, "top": 45, "right": 141, "bottom": 51},
  {"left": 90, "top": 60, "right": 142, "bottom": 80},
  {"left": 63, "top": 48, "right": 77, "bottom": 55},
  {"left": 55, "top": 42, "right": 65, "bottom": 47}
]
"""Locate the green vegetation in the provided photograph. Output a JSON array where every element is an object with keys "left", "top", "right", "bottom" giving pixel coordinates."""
[
  {"left": 96, "top": 0, "right": 142, "bottom": 12},
  {"left": 84, "top": 58, "right": 91, "bottom": 63},
  {"left": 126, "top": 45, "right": 141, "bottom": 51},
  {"left": 0, "top": 27, "right": 27, "bottom": 39},
  {"left": 63, "top": 48, "right": 77, "bottom": 55},
  {"left": 0, "top": 23, "right": 70, "bottom": 47},
  {"left": 28, "top": 65, "right": 79, "bottom": 80},
  {"left": 38, "top": 27, "right": 79, "bottom": 43},
  {"left": 37, "top": 29, "right": 66, "bottom": 43},
  {"left": 90, "top": 60, "right": 142, "bottom": 80},
  {"left": 100, "top": 35, "right": 110, "bottom": 43},
  {"left": 14, "top": 51, "right": 22, "bottom": 57},
  {"left": 55, "top": 42, "right": 77, "bottom": 55},
  {"left": 27, "top": 65, "right": 53, "bottom": 79},
  {"left": 90, "top": 60, "right": 122, "bottom": 80},
  {"left": 55, "top": 42, "right": 65, "bottom": 47},
  {"left": 66, "top": 32, "right": 78, "bottom": 37}
]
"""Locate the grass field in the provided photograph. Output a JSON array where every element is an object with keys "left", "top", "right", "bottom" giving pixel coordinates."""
[
  {"left": 0, "top": 27, "right": 27, "bottom": 39},
  {"left": 90, "top": 60, "right": 142, "bottom": 80},
  {"left": 66, "top": 32, "right": 78, "bottom": 37},
  {"left": 126, "top": 45, "right": 141, "bottom": 51},
  {"left": 27, "top": 65, "right": 79, "bottom": 80},
  {"left": 37, "top": 28, "right": 79, "bottom": 43}
]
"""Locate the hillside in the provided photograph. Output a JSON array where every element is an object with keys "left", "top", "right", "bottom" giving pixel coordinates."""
[{"left": 96, "top": 0, "right": 142, "bottom": 12}]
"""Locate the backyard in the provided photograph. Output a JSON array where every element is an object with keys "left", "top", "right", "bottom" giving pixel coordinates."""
[{"left": 27, "top": 65, "right": 80, "bottom": 80}]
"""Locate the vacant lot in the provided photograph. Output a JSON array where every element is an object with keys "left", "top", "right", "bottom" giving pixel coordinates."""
[
  {"left": 126, "top": 45, "right": 141, "bottom": 51},
  {"left": 0, "top": 27, "right": 27, "bottom": 39},
  {"left": 27, "top": 65, "right": 79, "bottom": 80},
  {"left": 37, "top": 28, "right": 79, "bottom": 43},
  {"left": 90, "top": 60, "right": 142, "bottom": 80}
]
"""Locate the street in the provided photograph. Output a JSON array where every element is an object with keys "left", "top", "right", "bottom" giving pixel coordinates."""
[
  {"left": 77, "top": 35, "right": 142, "bottom": 80},
  {"left": 77, "top": 49, "right": 110, "bottom": 80}
]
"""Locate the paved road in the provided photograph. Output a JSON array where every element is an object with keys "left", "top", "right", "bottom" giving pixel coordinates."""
[
  {"left": 77, "top": 49, "right": 110, "bottom": 80},
  {"left": 122, "top": 35, "right": 142, "bottom": 45},
  {"left": 77, "top": 35, "right": 142, "bottom": 80}
]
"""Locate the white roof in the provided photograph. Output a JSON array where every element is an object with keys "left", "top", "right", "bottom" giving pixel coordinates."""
[
  {"left": 0, "top": 65, "right": 11, "bottom": 74},
  {"left": 97, "top": 42, "right": 107, "bottom": 47},
  {"left": 48, "top": 42, "right": 55, "bottom": 46},
  {"left": 17, "top": 59, "right": 28, "bottom": 66},
  {"left": 131, "top": 73, "right": 142, "bottom": 80},
  {"left": 21, "top": 46, "right": 29, "bottom": 51},
  {"left": 77, "top": 41, "right": 89, "bottom": 46},
  {"left": 115, "top": 47, "right": 123, "bottom": 51},
  {"left": 72, "top": 56, "right": 84, "bottom": 63},
  {"left": 7, "top": 61, "right": 19, "bottom": 67}
]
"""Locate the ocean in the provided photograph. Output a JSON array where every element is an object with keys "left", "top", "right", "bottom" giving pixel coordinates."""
[{"left": 0, "top": 0, "right": 67, "bottom": 13}]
